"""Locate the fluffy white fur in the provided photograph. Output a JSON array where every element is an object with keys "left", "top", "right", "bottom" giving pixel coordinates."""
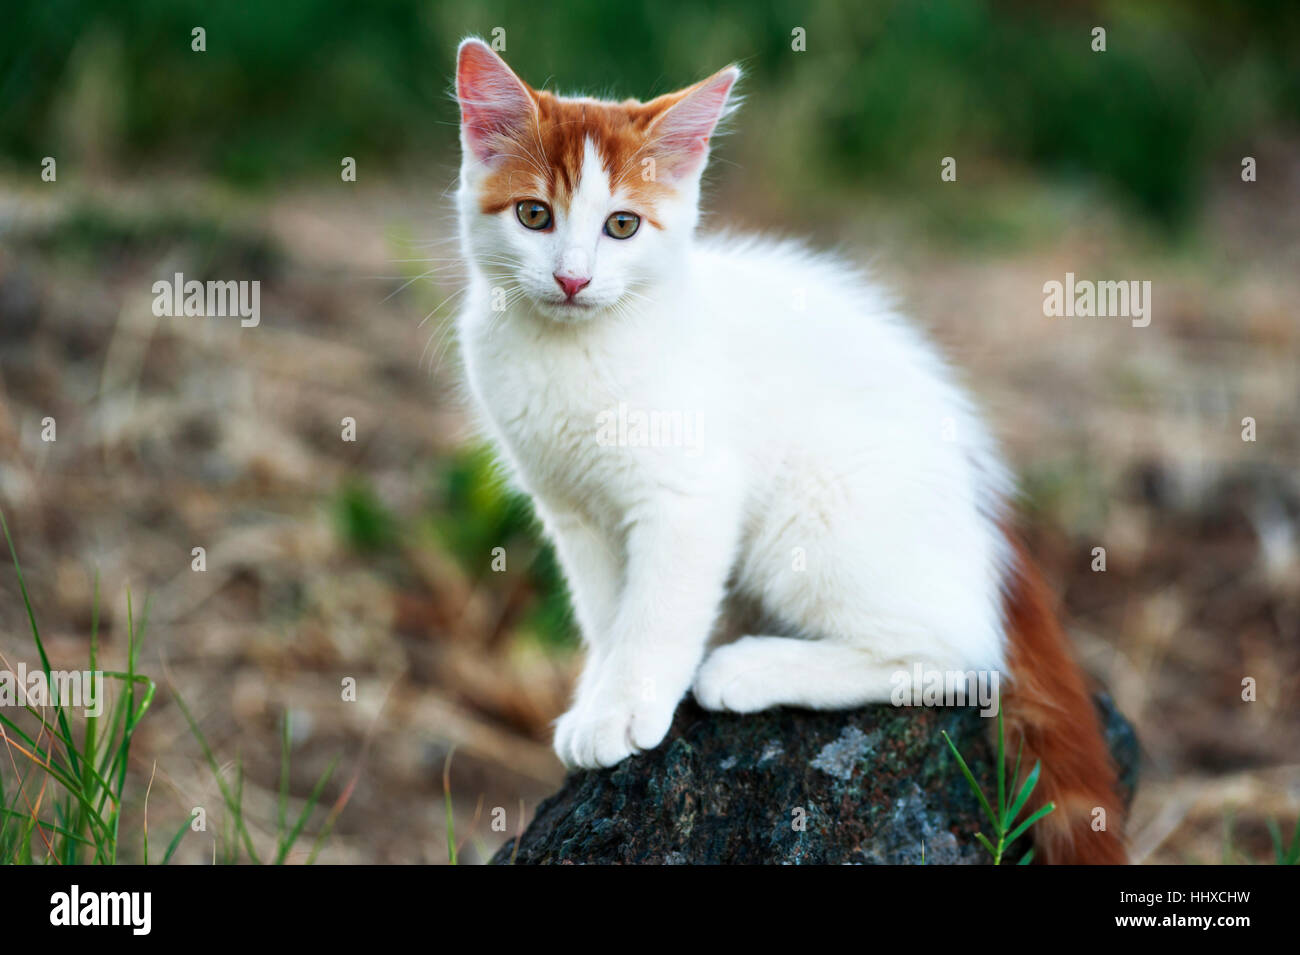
[{"left": 455, "top": 44, "right": 1014, "bottom": 769}]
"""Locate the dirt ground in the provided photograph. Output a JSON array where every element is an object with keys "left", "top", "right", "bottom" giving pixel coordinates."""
[{"left": 0, "top": 165, "right": 1296, "bottom": 864}]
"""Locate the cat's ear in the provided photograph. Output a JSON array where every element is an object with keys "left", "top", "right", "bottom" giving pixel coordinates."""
[
  {"left": 645, "top": 65, "right": 741, "bottom": 182},
  {"left": 456, "top": 38, "right": 536, "bottom": 165}
]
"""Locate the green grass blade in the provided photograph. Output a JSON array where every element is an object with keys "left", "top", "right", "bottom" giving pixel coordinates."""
[
  {"left": 941, "top": 729, "right": 999, "bottom": 830},
  {"left": 443, "top": 747, "right": 458, "bottom": 865},
  {"left": 1, "top": 509, "right": 82, "bottom": 782},
  {"left": 1005, "top": 802, "right": 1056, "bottom": 848},
  {"left": 1266, "top": 817, "right": 1284, "bottom": 863},
  {"left": 0, "top": 710, "right": 116, "bottom": 849},
  {"left": 1267, "top": 813, "right": 1300, "bottom": 865},
  {"left": 1005, "top": 759, "right": 1044, "bottom": 827},
  {"left": 304, "top": 796, "right": 346, "bottom": 865},
  {"left": 161, "top": 814, "right": 193, "bottom": 865},
  {"left": 234, "top": 758, "right": 247, "bottom": 862},
  {"left": 1280, "top": 813, "right": 1300, "bottom": 865},
  {"left": 0, "top": 808, "right": 96, "bottom": 848},
  {"left": 74, "top": 570, "right": 102, "bottom": 863},
  {"left": 169, "top": 687, "right": 262, "bottom": 864},
  {"left": 277, "top": 712, "right": 291, "bottom": 856},
  {"left": 274, "top": 755, "right": 339, "bottom": 864},
  {"left": 995, "top": 707, "right": 1006, "bottom": 827}
]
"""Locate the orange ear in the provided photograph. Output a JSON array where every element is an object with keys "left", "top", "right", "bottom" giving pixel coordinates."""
[
  {"left": 456, "top": 38, "right": 535, "bottom": 164},
  {"left": 645, "top": 65, "right": 741, "bottom": 180}
]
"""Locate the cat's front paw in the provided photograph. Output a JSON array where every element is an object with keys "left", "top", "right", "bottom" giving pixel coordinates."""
[{"left": 553, "top": 689, "right": 676, "bottom": 769}]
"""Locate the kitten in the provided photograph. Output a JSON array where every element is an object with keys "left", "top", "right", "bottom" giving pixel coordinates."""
[{"left": 452, "top": 38, "right": 1126, "bottom": 864}]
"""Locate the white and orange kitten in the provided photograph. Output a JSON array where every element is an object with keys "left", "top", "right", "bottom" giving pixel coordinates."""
[{"left": 451, "top": 39, "right": 1125, "bottom": 863}]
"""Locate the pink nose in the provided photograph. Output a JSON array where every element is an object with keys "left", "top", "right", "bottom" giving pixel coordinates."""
[{"left": 554, "top": 274, "right": 591, "bottom": 299}]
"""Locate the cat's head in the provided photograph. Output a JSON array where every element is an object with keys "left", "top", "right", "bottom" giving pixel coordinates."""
[{"left": 454, "top": 38, "right": 739, "bottom": 322}]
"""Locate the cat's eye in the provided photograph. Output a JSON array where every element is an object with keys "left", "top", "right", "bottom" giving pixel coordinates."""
[
  {"left": 604, "top": 212, "right": 640, "bottom": 240},
  {"left": 515, "top": 200, "right": 552, "bottom": 231}
]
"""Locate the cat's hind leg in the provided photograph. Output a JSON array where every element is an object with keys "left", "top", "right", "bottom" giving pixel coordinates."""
[{"left": 692, "top": 635, "right": 937, "bottom": 713}]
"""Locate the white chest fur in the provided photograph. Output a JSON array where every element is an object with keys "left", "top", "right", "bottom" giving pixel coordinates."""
[{"left": 459, "top": 297, "right": 712, "bottom": 527}]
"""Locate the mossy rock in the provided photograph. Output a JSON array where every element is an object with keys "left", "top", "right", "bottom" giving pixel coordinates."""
[{"left": 492, "top": 694, "right": 1137, "bottom": 865}]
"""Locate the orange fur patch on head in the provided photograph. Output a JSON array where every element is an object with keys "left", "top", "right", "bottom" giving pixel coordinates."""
[
  {"left": 457, "top": 40, "right": 737, "bottom": 225},
  {"left": 476, "top": 90, "right": 685, "bottom": 224}
]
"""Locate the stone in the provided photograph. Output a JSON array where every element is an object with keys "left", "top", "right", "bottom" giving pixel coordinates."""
[{"left": 491, "top": 694, "right": 1137, "bottom": 865}]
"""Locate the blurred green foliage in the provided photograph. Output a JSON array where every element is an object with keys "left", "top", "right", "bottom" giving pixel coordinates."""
[
  {"left": 331, "top": 452, "right": 574, "bottom": 646},
  {"left": 5, "top": 0, "right": 1298, "bottom": 224},
  {"left": 333, "top": 479, "right": 400, "bottom": 552},
  {"left": 429, "top": 446, "right": 574, "bottom": 648},
  {"left": 425, "top": 447, "right": 574, "bottom": 647},
  {"left": 21, "top": 203, "right": 283, "bottom": 275},
  {"left": 431, "top": 446, "right": 533, "bottom": 563}
]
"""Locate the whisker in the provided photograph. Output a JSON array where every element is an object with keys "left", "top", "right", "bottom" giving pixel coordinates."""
[{"left": 417, "top": 285, "right": 471, "bottom": 330}]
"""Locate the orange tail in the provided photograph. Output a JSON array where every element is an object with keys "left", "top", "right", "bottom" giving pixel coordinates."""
[{"left": 999, "top": 532, "right": 1127, "bottom": 864}]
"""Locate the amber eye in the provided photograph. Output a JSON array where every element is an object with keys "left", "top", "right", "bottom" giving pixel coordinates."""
[
  {"left": 604, "top": 212, "right": 641, "bottom": 240},
  {"left": 515, "top": 200, "right": 552, "bottom": 231}
]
